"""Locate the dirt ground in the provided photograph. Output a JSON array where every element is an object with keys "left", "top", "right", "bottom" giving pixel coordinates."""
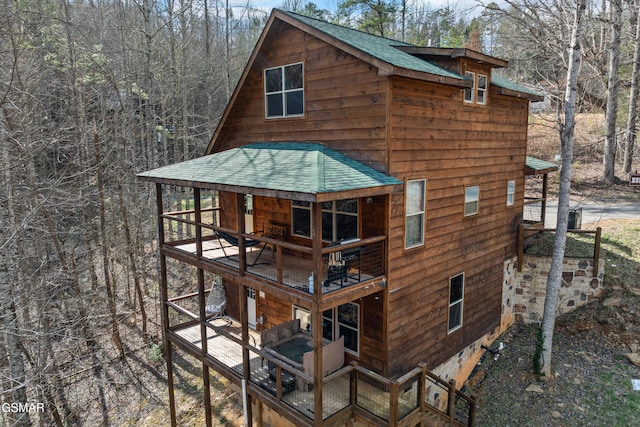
[{"left": 465, "top": 115, "right": 640, "bottom": 427}]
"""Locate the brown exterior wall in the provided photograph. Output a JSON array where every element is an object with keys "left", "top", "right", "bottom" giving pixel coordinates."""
[
  {"left": 211, "top": 22, "right": 389, "bottom": 172},
  {"left": 385, "top": 76, "right": 530, "bottom": 376}
]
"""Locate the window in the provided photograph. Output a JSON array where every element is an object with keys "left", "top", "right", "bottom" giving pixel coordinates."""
[
  {"left": 405, "top": 179, "right": 426, "bottom": 248},
  {"left": 477, "top": 74, "right": 487, "bottom": 104},
  {"left": 291, "top": 199, "right": 358, "bottom": 241},
  {"left": 322, "top": 199, "right": 358, "bottom": 241},
  {"left": 464, "top": 185, "right": 479, "bottom": 216},
  {"left": 464, "top": 71, "right": 475, "bottom": 103},
  {"left": 323, "top": 303, "right": 359, "bottom": 356},
  {"left": 448, "top": 273, "right": 464, "bottom": 333},
  {"left": 291, "top": 200, "right": 311, "bottom": 237},
  {"left": 507, "top": 180, "right": 515, "bottom": 206},
  {"left": 293, "top": 305, "right": 311, "bottom": 333},
  {"left": 265, "top": 63, "right": 304, "bottom": 118}
]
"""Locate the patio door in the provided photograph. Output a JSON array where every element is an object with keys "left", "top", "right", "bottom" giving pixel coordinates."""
[
  {"left": 244, "top": 194, "right": 254, "bottom": 233},
  {"left": 247, "top": 287, "right": 256, "bottom": 329}
]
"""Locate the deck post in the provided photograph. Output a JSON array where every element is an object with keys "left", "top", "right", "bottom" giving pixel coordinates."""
[
  {"left": 156, "top": 184, "right": 176, "bottom": 426},
  {"left": 593, "top": 227, "right": 602, "bottom": 277},
  {"left": 541, "top": 174, "right": 549, "bottom": 225},
  {"left": 517, "top": 223, "right": 524, "bottom": 272},
  {"left": 311, "top": 201, "right": 324, "bottom": 426}
]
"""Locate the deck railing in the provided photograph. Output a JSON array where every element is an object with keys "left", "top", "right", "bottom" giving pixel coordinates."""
[
  {"left": 518, "top": 224, "right": 602, "bottom": 277},
  {"left": 160, "top": 209, "right": 387, "bottom": 295}
]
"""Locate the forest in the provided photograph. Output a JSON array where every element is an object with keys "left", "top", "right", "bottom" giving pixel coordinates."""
[{"left": 1, "top": 0, "right": 638, "bottom": 425}]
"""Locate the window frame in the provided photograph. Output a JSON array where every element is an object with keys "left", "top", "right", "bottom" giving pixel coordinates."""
[
  {"left": 291, "top": 200, "right": 311, "bottom": 238},
  {"left": 291, "top": 199, "right": 359, "bottom": 242},
  {"left": 405, "top": 179, "right": 426, "bottom": 249},
  {"left": 323, "top": 303, "right": 360, "bottom": 356},
  {"left": 264, "top": 62, "right": 304, "bottom": 119},
  {"left": 464, "top": 185, "right": 479, "bottom": 217},
  {"left": 477, "top": 74, "right": 487, "bottom": 105},
  {"left": 506, "top": 180, "right": 515, "bottom": 206},
  {"left": 464, "top": 71, "right": 475, "bottom": 103},
  {"left": 448, "top": 273, "right": 465, "bottom": 333}
]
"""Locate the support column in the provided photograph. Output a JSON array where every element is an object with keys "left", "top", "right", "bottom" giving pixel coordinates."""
[
  {"left": 237, "top": 193, "right": 253, "bottom": 426},
  {"left": 155, "top": 183, "right": 176, "bottom": 426},
  {"left": 311, "top": 201, "right": 323, "bottom": 426}
]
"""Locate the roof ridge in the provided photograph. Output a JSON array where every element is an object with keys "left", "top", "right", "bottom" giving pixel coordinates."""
[{"left": 277, "top": 9, "right": 415, "bottom": 47}]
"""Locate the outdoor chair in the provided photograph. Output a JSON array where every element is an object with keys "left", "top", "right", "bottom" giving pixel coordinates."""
[{"left": 215, "top": 230, "right": 268, "bottom": 266}]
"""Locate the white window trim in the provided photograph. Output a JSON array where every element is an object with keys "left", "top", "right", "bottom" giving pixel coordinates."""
[
  {"left": 464, "top": 71, "right": 475, "bottom": 103},
  {"left": 448, "top": 273, "right": 464, "bottom": 333},
  {"left": 477, "top": 74, "right": 487, "bottom": 105},
  {"left": 291, "top": 199, "right": 359, "bottom": 241},
  {"left": 464, "top": 185, "right": 479, "bottom": 217},
  {"left": 507, "top": 180, "right": 515, "bottom": 206},
  {"left": 264, "top": 62, "right": 304, "bottom": 119},
  {"left": 405, "top": 179, "right": 426, "bottom": 249}
]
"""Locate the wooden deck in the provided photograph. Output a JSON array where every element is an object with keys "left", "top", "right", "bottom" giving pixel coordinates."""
[
  {"left": 172, "top": 319, "right": 352, "bottom": 421},
  {"left": 174, "top": 238, "right": 373, "bottom": 294}
]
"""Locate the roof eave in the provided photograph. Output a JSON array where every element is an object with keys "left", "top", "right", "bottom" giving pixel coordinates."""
[
  {"left": 495, "top": 85, "right": 544, "bottom": 102},
  {"left": 137, "top": 174, "right": 404, "bottom": 202}
]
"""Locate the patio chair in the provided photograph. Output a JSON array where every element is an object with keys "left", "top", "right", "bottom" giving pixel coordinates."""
[
  {"left": 206, "top": 277, "right": 231, "bottom": 325},
  {"left": 215, "top": 230, "right": 268, "bottom": 266}
]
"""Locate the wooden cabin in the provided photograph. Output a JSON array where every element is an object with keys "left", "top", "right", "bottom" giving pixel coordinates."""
[{"left": 138, "top": 9, "right": 543, "bottom": 427}]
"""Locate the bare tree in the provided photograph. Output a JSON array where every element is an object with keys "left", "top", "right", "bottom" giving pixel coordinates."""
[
  {"left": 537, "top": 0, "right": 587, "bottom": 379},
  {"left": 624, "top": 0, "right": 640, "bottom": 175},
  {"left": 603, "top": 0, "right": 623, "bottom": 183}
]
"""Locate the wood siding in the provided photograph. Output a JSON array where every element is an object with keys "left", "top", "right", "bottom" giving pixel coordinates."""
[
  {"left": 211, "top": 22, "right": 389, "bottom": 172},
  {"left": 386, "top": 76, "right": 529, "bottom": 376}
]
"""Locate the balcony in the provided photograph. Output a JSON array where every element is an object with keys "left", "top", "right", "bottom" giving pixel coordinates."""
[{"left": 160, "top": 207, "right": 386, "bottom": 297}]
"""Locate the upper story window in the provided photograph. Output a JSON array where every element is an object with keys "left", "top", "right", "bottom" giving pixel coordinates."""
[
  {"left": 477, "top": 74, "right": 487, "bottom": 104},
  {"left": 464, "top": 71, "right": 487, "bottom": 106},
  {"left": 448, "top": 273, "right": 465, "bottom": 333},
  {"left": 507, "top": 180, "right": 515, "bottom": 206},
  {"left": 464, "top": 71, "right": 475, "bottom": 103},
  {"left": 405, "top": 179, "right": 426, "bottom": 249},
  {"left": 291, "top": 199, "right": 358, "bottom": 242},
  {"left": 464, "top": 185, "right": 479, "bottom": 216},
  {"left": 264, "top": 62, "right": 304, "bottom": 118}
]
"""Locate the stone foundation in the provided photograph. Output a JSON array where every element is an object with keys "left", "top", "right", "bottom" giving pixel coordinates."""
[{"left": 512, "top": 255, "right": 605, "bottom": 323}]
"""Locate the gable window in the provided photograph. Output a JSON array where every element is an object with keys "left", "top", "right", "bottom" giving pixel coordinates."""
[
  {"left": 464, "top": 185, "right": 479, "bottom": 216},
  {"left": 448, "top": 273, "right": 464, "bottom": 333},
  {"left": 323, "top": 303, "right": 359, "bottom": 356},
  {"left": 507, "top": 180, "right": 515, "bottom": 206},
  {"left": 265, "top": 62, "right": 304, "bottom": 118},
  {"left": 477, "top": 74, "right": 487, "bottom": 104},
  {"left": 292, "top": 199, "right": 358, "bottom": 241},
  {"left": 464, "top": 71, "right": 475, "bottom": 103},
  {"left": 405, "top": 179, "right": 426, "bottom": 248}
]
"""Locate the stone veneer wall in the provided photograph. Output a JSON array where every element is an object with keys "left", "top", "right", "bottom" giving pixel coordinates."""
[{"left": 512, "top": 255, "right": 606, "bottom": 323}]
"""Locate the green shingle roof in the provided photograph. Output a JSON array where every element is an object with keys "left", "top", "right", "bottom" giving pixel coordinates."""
[
  {"left": 493, "top": 75, "right": 544, "bottom": 100},
  {"left": 138, "top": 142, "right": 403, "bottom": 200},
  {"left": 279, "top": 10, "right": 463, "bottom": 81},
  {"left": 526, "top": 156, "right": 558, "bottom": 174}
]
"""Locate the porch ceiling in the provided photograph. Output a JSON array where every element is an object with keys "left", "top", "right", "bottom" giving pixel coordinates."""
[{"left": 138, "top": 142, "right": 404, "bottom": 202}]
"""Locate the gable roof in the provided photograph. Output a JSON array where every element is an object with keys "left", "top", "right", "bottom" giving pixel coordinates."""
[
  {"left": 138, "top": 142, "right": 404, "bottom": 202},
  {"left": 206, "top": 9, "right": 543, "bottom": 153}
]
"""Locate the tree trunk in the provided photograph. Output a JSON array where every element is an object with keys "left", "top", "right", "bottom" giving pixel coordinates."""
[
  {"left": 538, "top": 0, "right": 586, "bottom": 379},
  {"left": 624, "top": 0, "right": 640, "bottom": 175},
  {"left": 603, "top": 0, "right": 622, "bottom": 183}
]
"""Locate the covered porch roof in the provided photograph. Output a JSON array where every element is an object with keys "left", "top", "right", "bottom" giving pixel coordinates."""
[
  {"left": 137, "top": 142, "right": 404, "bottom": 202},
  {"left": 525, "top": 156, "right": 559, "bottom": 175}
]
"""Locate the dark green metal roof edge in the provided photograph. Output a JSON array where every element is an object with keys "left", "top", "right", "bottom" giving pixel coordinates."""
[
  {"left": 138, "top": 142, "right": 403, "bottom": 197},
  {"left": 526, "top": 156, "right": 558, "bottom": 174},
  {"left": 492, "top": 75, "right": 544, "bottom": 100},
  {"left": 278, "top": 10, "right": 463, "bottom": 81}
]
